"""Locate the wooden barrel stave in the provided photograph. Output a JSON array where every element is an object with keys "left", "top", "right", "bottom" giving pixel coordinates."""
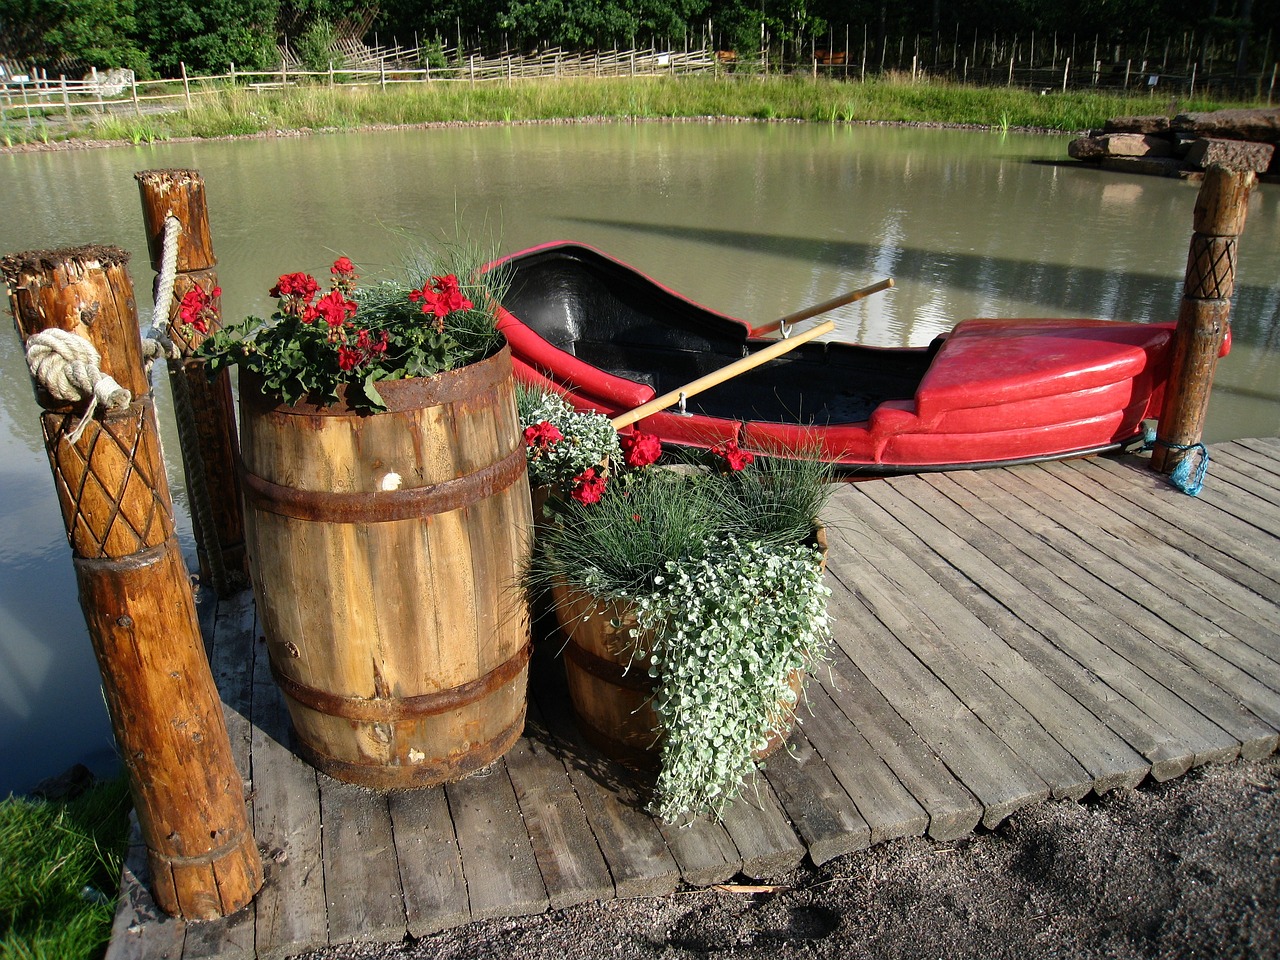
[{"left": 241, "top": 346, "right": 531, "bottom": 788}]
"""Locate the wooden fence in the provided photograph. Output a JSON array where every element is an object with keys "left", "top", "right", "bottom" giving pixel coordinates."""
[{"left": 2, "top": 32, "right": 1277, "bottom": 132}]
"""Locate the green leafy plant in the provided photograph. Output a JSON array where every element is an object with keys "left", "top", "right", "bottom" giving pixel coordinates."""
[
  {"left": 199, "top": 240, "right": 507, "bottom": 410},
  {"left": 516, "top": 385, "right": 621, "bottom": 491},
  {"left": 520, "top": 392, "right": 835, "bottom": 818}
]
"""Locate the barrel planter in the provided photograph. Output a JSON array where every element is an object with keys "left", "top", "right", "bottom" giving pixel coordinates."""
[
  {"left": 552, "top": 525, "right": 827, "bottom": 770},
  {"left": 239, "top": 344, "right": 533, "bottom": 789}
]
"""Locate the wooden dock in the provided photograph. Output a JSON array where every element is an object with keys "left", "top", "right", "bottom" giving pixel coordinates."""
[{"left": 107, "top": 440, "right": 1280, "bottom": 960}]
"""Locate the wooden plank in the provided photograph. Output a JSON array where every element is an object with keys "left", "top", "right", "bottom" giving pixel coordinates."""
[
  {"left": 830, "top": 490, "right": 1148, "bottom": 796},
  {"left": 1211, "top": 443, "right": 1280, "bottom": 498},
  {"left": 506, "top": 704, "right": 617, "bottom": 908},
  {"left": 387, "top": 787, "right": 470, "bottom": 937},
  {"left": 104, "top": 817, "right": 188, "bottom": 960},
  {"left": 795, "top": 674, "right": 930, "bottom": 842},
  {"left": 445, "top": 763, "right": 549, "bottom": 921},
  {"left": 881, "top": 473, "right": 1242, "bottom": 769},
  {"left": 821, "top": 544, "right": 1052, "bottom": 826},
  {"left": 1201, "top": 454, "right": 1280, "bottom": 532},
  {"left": 851, "top": 480, "right": 1214, "bottom": 780},
  {"left": 1074, "top": 456, "right": 1280, "bottom": 585},
  {"left": 183, "top": 590, "right": 257, "bottom": 959},
  {"left": 839, "top": 484, "right": 1151, "bottom": 796},
  {"left": 818, "top": 655, "right": 987, "bottom": 839},
  {"left": 1014, "top": 461, "right": 1280, "bottom": 650},
  {"left": 758, "top": 718, "right": 873, "bottom": 865},
  {"left": 826, "top": 498, "right": 1095, "bottom": 801},
  {"left": 657, "top": 812, "right": 743, "bottom": 887},
  {"left": 527, "top": 645, "right": 682, "bottom": 899},
  {"left": 318, "top": 779, "right": 407, "bottom": 945},
  {"left": 931, "top": 469, "right": 1278, "bottom": 758},
  {"left": 1048, "top": 458, "right": 1280, "bottom": 626},
  {"left": 249, "top": 655, "right": 328, "bottom": 958},
  {"left": 1220, "top": 438, "right": 1280, "bottom": 485},
  {"left": 987, "top": 465, "right": 1280, "bottom": 718},
  {"left": 715, "top": 774, "right": 806, "bottom": 879}
]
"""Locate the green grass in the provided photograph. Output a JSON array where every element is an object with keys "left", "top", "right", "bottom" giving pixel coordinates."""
[
  {"left": 0, "top": 778, "right": 131, "bottom": 960},
  {"left": 1, "top": 73, "right": 1253, "bottom": 148}
]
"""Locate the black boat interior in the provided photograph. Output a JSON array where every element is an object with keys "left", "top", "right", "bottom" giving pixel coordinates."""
[{"left": 499, "top": 245, "right": 934, "bottom": 426}]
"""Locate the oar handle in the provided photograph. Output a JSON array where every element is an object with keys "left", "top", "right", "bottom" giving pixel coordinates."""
[
  {"left": 611, "top": 319, "right": 836, "bottom": 430},
  {"left": 750, "top": 278, "right": 894, "bottom": 336}
]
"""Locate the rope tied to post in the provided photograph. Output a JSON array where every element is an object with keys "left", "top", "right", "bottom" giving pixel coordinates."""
[
  {"left": 142, "top": 215, "right": 184, "bottom": 371},
  {"left": 1141, "top": 422, "right": 1210, "bottom": 497},
  {"left": 25, "top": 328, "right": 132, "bottom": 443}
]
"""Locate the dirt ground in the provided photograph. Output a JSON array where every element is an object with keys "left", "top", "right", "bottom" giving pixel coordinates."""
[{"left": 300, "top": 754, "right": 1279, "bottom": 960}]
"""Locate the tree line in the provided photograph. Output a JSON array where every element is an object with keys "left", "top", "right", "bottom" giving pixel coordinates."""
[{"left": 0, "top": 0, "right": 1273, "bottom": 80}]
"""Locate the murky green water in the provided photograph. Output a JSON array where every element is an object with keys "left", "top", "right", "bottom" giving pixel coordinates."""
[{"left": 1, "top": 122, "right": 1277, "bottom": 794}]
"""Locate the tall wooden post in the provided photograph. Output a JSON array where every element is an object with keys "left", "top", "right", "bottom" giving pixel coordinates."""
[
  {"left": 1152, "top": 163, "right": 1259, "bottom": 477},
  {"left": 2, "top": 245, "right": 263, "bottom": 920},
  {"left": 134, "top": 169, "right": 248, "bottom": 597}
]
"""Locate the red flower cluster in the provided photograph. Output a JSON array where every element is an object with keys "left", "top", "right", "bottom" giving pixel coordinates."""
[
  {"left": 713, "top": 439, "right": 755, "bottom": 471},
  {"left": 270, "top": 272, "right": 321, "bottom": 316},
  {"left": 337, "top": 328, "right": 390, "bottom": 372},
  {"left": 524, "top": 421, "right": 564, "bottom": 451},
  {"left": 620, "top": 431, "right": 662, "bottom": 468},
  {"left": 177, "top": 284, "right": 221, "bottom": 334},
  {"left": 571, "top": 466, "right": 608, "bottom": 504},
  {"left": 410, "top": 274, "right": 473, "bottom": 332}
]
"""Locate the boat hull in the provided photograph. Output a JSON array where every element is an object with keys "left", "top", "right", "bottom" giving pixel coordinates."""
[{"left": 488, "top": 241, "right": 1215, "bottom": 473}]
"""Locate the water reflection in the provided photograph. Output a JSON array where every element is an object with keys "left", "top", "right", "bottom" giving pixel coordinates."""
[{"left": 0, "top": 122, "right": 1277, "bottom": 794}]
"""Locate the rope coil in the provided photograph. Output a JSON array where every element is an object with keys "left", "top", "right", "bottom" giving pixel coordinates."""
[{"left": 25, "top": 328, "right": 132, "bottom": 443}]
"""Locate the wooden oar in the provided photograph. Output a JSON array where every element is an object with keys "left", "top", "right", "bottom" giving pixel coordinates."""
[
  {"left": 611, "top": 317, "right": 835, "bottom": 430},
  {"left": 749, "top": 278, "right": 894, "bottom": 336}
]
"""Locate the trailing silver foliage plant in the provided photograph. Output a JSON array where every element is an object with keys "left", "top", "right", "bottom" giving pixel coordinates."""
[{"left": 630, "top": 536, "right": 832, "bottom": 821}]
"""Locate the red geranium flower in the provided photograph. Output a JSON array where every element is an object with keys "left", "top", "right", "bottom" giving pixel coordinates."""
[
  {"left": 524, "top": 421, "right": 564, "bottom": 451},
  {"left": 331, "top": 256, "right": 356, "bottom": 276},
  {"left": 620, "top": 431, "right": 662, "bottom": 468},
  {"left": 713, "top": 439, "right": 755, "bottom": 471},
  {"left": 306, "top": 288, "right": 358, "bottom": 328},
  {"left": 176, "top": 284, "right": 220, "bottom": 334},
  {"left": 571, "top": 467, "right": 608, "bottom": 505}
]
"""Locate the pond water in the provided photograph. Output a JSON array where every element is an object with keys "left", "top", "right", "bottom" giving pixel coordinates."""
[{"left": 1, "top": 121, "right": 1277, "bottom": 796}]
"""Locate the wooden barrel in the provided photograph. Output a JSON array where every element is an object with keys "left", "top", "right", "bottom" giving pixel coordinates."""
[
  {"left": 239, "top": 345, "right": 532, "bottom": 789},
  {"left": 553, "top": 525, "right": 826, "bottom": 769}
]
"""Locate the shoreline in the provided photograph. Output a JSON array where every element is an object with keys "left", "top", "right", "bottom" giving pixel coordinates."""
[{"left": 0, "top": 114, "right": 1078, "bottom": 156}]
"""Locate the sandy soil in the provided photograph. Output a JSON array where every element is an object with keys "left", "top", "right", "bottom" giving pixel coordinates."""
[{"left": 299, "top": 754, "right": 1279, "bottom": 960}]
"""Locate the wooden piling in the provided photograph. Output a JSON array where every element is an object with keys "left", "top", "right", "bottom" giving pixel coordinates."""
[
  {"left": 1152, "top": 165, "right": 1258, "bottom": 475},
  {"left": 1, "top": 245, "right": 263, "bottom": 920},
  {"left": 134, "top": 169, "right": 248, "bottom": 597}
]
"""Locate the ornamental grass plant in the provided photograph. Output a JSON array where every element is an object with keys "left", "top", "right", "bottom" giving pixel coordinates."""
[{"left": 519, "top": 389, "right": 836, "bottom": 819}]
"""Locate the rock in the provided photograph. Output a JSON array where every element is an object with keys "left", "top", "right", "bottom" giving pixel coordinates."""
[
  {"left": 1068, "top": 136, "right": 1105, "bottom": 161},
  {"left": 1171, "top": 108, "right": 1280, "bottom": 144},
  {"left": 1099, "top": 133, "right": 1173, "bottom": 158},
  {"left": 1184, "top": 137, "right": 1275, "bottom": 173},
  {"left": 31, "top": 763, "right": 96, "bottom": 801},
  {"left": 1103, "top": 115, "right": 1171, "bottom": 135},
  {"left": 1100, "top": 156, "right": 1193, "bottom": 179}
]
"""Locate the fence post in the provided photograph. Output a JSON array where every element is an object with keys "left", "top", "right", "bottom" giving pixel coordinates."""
[
  {"left": 135, "top": 168, "right": 249, "bottom": 597},
  {"left": 181, "top": 61, "right": 192, "bottom": 110},
  {"left": 0, "top": 245, "right": 263, "bottom": 919},
  {"left": 1152, "top": 164, "right": 1262, "bottom": 479},
  {"left": 1063, "top": 56, "right": 1070, "bottom": 91},
  {"left": 60, "top": 75, "right": 71, "bottom": 122}
]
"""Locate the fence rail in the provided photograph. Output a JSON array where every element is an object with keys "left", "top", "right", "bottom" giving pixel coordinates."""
[{"left": 2, "top": 36, "right": 1276, "bottom": 132}]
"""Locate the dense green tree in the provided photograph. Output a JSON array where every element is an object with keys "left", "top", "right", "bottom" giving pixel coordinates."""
[
  {"left": 134, "top": 0, "right": 279, "bottom": 73},
  {"left": 0, "top": 0, "right": 149, "bottom": 73}
]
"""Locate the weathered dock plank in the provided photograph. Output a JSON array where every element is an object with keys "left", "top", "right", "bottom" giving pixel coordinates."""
[{"left": 109, "top": 443, "right": 1280, "bottom": 960}]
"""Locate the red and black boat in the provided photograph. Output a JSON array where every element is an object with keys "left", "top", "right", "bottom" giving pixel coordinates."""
[{"left": 488, "top": 241, "right": 1223, "bottom": 474}]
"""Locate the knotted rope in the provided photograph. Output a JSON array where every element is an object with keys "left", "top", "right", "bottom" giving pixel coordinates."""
[
  {"left": 1141, "top": 422, "right": 1210, "bottom": 497},
  {"left": 25, "top": 328, "right": 132, "bottom": 443},
  {"left": 142, "top": 215, "right": 183, "bottom": 371}
]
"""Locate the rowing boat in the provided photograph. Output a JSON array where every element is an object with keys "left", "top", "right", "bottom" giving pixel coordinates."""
[{"left": 488, "top": 241, "right": 1223, "bottom": 473}]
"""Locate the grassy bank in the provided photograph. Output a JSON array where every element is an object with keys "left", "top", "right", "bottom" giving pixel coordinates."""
[
  {"left": 0, "top": 778, "right": 131, "bottom": 960},
  {"left": 7, "top": 74, "right": 1246, "bottom": 148}
]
